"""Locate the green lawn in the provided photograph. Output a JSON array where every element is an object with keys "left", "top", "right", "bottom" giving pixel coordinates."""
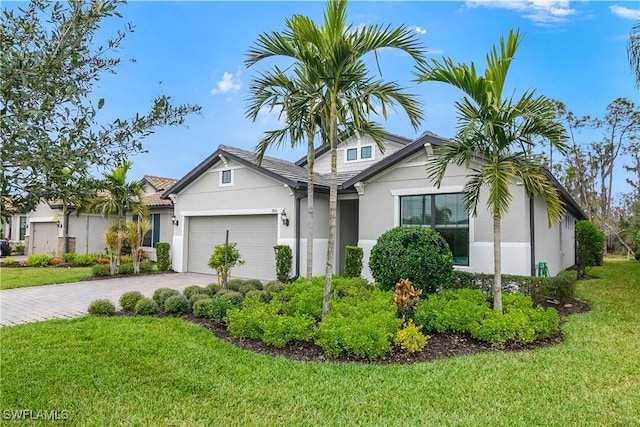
[
  {"left": 1, "top": 261, "right": 638, "bottom": 426},
  {"left": 0, "top": 267, "right": 94, "bottom": 290}
]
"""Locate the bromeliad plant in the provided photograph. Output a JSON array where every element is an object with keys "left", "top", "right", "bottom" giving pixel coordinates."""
[{"left": 393, "top": 278, "right": 422, "bottom": 320}]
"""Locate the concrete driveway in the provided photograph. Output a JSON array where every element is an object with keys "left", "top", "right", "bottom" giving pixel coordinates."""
[{"left": 0, "top": 272, "right": 214, "bottom": 327}]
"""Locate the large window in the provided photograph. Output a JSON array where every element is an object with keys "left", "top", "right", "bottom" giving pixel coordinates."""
[
  {"left": 400, "top": 193, "right": 469, "bottom": 265},
  {"left": 345, "top": 145, "right": 374, "bottom": 162},
  {"left": 134, "top": 214, "right": 161, "bottom": 247}
]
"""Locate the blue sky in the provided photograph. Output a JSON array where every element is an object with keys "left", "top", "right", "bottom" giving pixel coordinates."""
[{"left": 11, "top": 0, "right": 640, "bottom": 197}]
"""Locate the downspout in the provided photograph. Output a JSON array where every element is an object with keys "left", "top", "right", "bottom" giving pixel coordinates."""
[
  {"left": 529, "top": 196, "right": 536, "bottom": 276},
  {"left": 64, "top": 208, "right": 72, "bottom": 254},
  {"left": 289, "top": 194, "right": 302, "bottom": 282}
]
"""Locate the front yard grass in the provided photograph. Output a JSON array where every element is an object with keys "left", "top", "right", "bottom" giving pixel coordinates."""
[
  {"left": 1, "top": 260, "right": 638, "bottom": 425},
  {"left": 0, "top": 267, "right": 93, "bottom": 290}
]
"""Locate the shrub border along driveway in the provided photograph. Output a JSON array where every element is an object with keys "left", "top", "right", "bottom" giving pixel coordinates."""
[{"left": 0, "top": 273, "right": 213, "bottom": 326}]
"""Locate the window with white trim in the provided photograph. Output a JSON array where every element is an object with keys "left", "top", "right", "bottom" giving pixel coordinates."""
[
  {"left": 220, "top": 169, "right": 233, "bottom": 186},
  {"left": 400, "top": 193, "right": 469, "bottom": 266},
  {"left": 345, "top": 145, "right": 374, "bottom": 162}
]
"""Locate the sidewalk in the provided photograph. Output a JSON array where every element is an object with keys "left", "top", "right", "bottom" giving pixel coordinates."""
[{"left": 0, "top": 272, "right": 214, "bottom": 327}]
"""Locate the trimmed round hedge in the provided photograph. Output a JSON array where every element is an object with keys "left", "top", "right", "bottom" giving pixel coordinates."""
[
  {"left": 119, "top": 291, "right": 144, "bottom": 311},
  {"left": 88, "top": 299, "right": 116, "bottom": 316},
  {"left": 369, "top": 226, "right": 453, "bottom": 294}
]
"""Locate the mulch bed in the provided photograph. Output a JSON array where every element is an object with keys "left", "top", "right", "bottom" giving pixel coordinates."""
[{"left": 151, "top": 298, "right": 591, "bottom": 365}]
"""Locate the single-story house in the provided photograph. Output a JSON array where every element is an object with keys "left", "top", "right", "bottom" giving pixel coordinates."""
[
  {"left": 16, "top": 175, "right": 177, "bottom": 259},
  {"left": 163, "top": 131, "right": 586, "bottom": 282}
]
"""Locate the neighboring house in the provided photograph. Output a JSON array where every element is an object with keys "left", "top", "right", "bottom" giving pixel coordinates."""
[
  {"left": 163, "top": 131, "right": 586, "bottom": 282},
  {"left": 1, "top": 198, "right": 27, "bottom": 249},
  {"left": 21, "top": 175, "right": 177, "bottom": 258}
]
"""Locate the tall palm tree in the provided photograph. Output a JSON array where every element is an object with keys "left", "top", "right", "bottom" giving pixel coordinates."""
[
  {"left": 629, "top": 21, "right": 640, "bottom": 87},
  {"left": 246, "top": 0, "right": 425, "bottom": 317},
  {"left": 247, "top": 66, "right": 325, "bottom": 280},
  {"left": 416, "top": 29, "right": 568, "bottom": 312}
]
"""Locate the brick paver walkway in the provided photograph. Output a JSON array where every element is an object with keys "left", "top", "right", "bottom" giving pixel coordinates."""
[{"left": 0, "top": 272, "right": 214, "bottom": 327}]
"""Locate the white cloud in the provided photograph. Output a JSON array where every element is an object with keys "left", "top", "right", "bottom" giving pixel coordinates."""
[
  {"left": 610, "top": 5, "right": 640, "bottom": 20},
  {"left": 465, "top": 0, "right": 577, "bottom": 25},
  {"left": 412, "top": 26, "right": 427, "bottom": 35},
  {"left": 210, "top": 69, "right": 242, "bottom": 95}
]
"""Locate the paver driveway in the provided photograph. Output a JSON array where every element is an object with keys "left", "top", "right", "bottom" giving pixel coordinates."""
[{"left": 0, "top": 272, "right": 214, "bottom": 327}]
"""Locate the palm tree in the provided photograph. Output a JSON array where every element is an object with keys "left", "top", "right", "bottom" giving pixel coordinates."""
[
  {"left": 246, "top": 66, "right": 325, "bottom": 280},
  {"left": 90, "top": 161, "right": 148, "bottom": 265},
  {"left": 416, "top": 29, "right": 568, "bottom": 312},
  {"left": 246, "top": 0, "right": 425, "bottom": 317},
  {"left": 629, "top": 21, "right": 640, "bottom": 87}
]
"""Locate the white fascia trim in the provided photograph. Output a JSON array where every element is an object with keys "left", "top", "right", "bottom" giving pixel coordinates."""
[
  {"left": 390, "top": 185, "right": 464, "bottom": 196},
  {"left": 181, "top": 208, "right": 283, "bottom": 217},
  {"left": 28, "top": 217, "right": 58, "bottom": 223}
]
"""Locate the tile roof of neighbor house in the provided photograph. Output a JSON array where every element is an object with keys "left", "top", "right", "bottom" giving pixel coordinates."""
[{"left": 143, "top": 175, "right": 178, "bottom": 192}]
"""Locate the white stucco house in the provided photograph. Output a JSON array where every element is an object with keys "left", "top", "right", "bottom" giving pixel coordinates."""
[
  {"left": 163, "top": 131, "right": 586, "bottom": 282},
  {"left": 11, "top": 175, "right": 177, "bottom": 259}
]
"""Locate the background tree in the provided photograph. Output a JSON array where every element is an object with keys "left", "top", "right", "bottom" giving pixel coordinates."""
[
  {"left": 246, "top": 0, "right": 424, "bottom": 318},
  {"left": 629, "top": 20, "right": 640, "bottom": 87},
  {"left": 0, "top": 0, "right": 200, "bottom": 220},
  {"left": 416, "top": 30, "right": 568, "bottom": 312}
]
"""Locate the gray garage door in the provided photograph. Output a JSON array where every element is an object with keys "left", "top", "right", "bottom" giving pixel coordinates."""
[
  {"left": 187, "top": 215, "right": 277, "bottom": 281},
  {"left": 31, "top": 222, "right": 58, "bottom": 255}
]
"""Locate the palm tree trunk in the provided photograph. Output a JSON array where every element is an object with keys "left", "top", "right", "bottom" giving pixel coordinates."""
[
  {"left": 306, "top": 130, "right": 315, "bottom": 280},
  {"left": 493, "top": 214, "right": 503, "bottom": 313},
  {"left": 323, "top": 102, "right": 338, "bottom": 319}
]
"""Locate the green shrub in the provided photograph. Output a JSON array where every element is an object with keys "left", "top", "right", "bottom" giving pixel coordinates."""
[
  {"left": 245, "top": 289, "right": 272, "bottom": 303},
  {"left": 91, "top": 264, "right": 111, "bottom": 277},
  {"left": 226, "top": 298, "right": 316, "bottom": 347},
  {"left": 216, "top": 290, "right": 244, "bottom": 306},
  {"left": 120, "top": 255, "right": 133, "bottom": 265},
  {"left": 344, "top": 245, "right": 363, "bottom": 278},
  {"left": 117, "top": 263, "right": 134, "bottom": 275},
  {"left": 279, "top": 278, "right": 324, "bottom": 320},
  {"left": 227, "top": 278, "right": 245, "bottom": 292},
  {"left": 164, "top": 294, "right": 190, "bottom": 314},
  {"left": 25, "top": 254, "right": 53, "bottom": 267},
  {"left": 183, "top": 285, "right": 207, "bottom": 300},
  {"left": 448, "top": 270, "right": 475, "bottom": 290},
  {"left": 369, "top": 226, "right": 453, "bottom": 294},
  {"left": 470, "top": 305, "right": 559, "bottom": 346},
  {"left": 2, "top": 257, "right": 15, "bottom": 266},
  {"left": 189, "top": 293, "right": 212, "bottom": 307},
  {"left": 193, "top": 297, "right": 234, "bottom": 321},
  {"left": 139, "top": 260, "right": 154, "bottom": 273},
  {"left": 73, "top": 254, "right": 99, "bottom": 266},
  {"left": 395, "top": 320, "right": 429, "bottom": 354},
  {"left": 274, "top": 245, "right": 293, "bottom": 283},
  {"left": 155, "top": 242, "right": 171, "bottom": 271},
  {"left": 152, "top": 287, "right": 180, "bottom": 308},
  {"left": 134, "top": 298, "right": 159, "bottom": 316},
  {"left": 239, "top": 283, "right": 260, "bottom": 295},
  {"left": 414, "top": 289, "right": 491, "bottom": 334},
  {"left": 88, "top": 299, "right": 116, "bottom": 316},
  {"left": 63, "top": 252, "right": 76, "bottom": 263},
  {"left": 206, "top": 283, "right": 221, "bottom": 296},
  {"left": 576, "top": 220, "right": 605, "bottom": 278},
  {"left": 316, "top": 290, "right": 401, "bottom": 360},
  {"left": 264, "top": 280, "right": 286, "bottom": 294},
  {"left": 119, "top": 291, "right": 144, "bottom": 311},
  {"left": 10, "top": 243, "right": 25, "bottom": 255},
  {"left": 243, "top": 279, "right": 264, "bottom": 290}
]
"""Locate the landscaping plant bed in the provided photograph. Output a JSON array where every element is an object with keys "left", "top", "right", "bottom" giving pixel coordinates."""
[{"left": 125, "top": 298, "right": 591, "bottom": 365}]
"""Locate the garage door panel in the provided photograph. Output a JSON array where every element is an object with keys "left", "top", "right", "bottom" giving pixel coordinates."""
[
  {"left": 187, "top": 215, "right": 277, "bottom": 280},
  {"left": 31, "top": 223, "right": 59, "bottom": 255}
]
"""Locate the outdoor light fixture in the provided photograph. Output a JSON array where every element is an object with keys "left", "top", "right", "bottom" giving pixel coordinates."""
[
  {"left": 281, "top": 209, "right": 289, "bottom": 227},
  {"left": 171, "top": 215, "right": 179, "bottom": 226},
  {"left": 56, "top": 220, "right": 62, "bottom": 228}
]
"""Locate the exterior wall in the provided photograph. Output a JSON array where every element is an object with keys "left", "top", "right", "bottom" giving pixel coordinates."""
[
  {"left": 313, "top": 135, "right": 407, "bottom": 175},
  {"left": 298, "top": 193, "right": 330, "bottom": 277},
  {"left": 356, "top": 150, "right": 543, "bottom": 280},
  {"left": 170, "top": 159, "right": 298, "bottom": 272},
  {"left": 532, "top": 196, "right": 576, "bottom": 276}
]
